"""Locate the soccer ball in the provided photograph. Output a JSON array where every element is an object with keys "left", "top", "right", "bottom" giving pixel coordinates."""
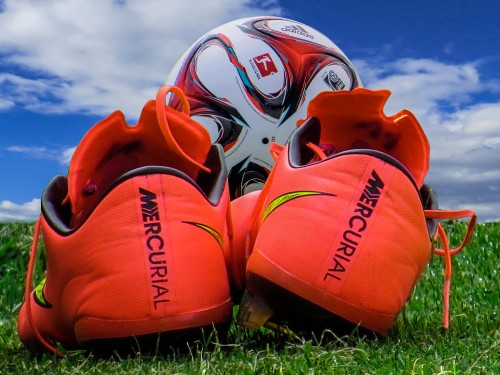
[{"left": 166, "top": 16, "right": 362, "bottom": 198}]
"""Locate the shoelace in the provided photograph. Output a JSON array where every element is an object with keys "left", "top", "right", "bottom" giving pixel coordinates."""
[
  {"left": 425, "top": 209, "right": 477, "bottom": 329},
  {"left": 24, "top": 217, "right": 64, "bottom": 357},
  {"left": 305, "top": 142, "right": 328, "bottom": 161},
  {"left": 155, "top": 85, "right": 211, "bottom": 175}
]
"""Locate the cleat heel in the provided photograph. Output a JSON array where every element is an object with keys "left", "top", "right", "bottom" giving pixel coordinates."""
[{"left": 237, "top": 289, "right": 274, "bottom": 329}]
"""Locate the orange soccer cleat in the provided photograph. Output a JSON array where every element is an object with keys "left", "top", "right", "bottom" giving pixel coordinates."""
[
  {"left": 236, "top": 88, "right": 476, "bottom": 335},
  {"left": 17, "top": 86, "right": 235, "bottom": 355}
]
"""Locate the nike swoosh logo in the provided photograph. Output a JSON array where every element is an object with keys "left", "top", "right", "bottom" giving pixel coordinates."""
[
  {"left": 183, "top": 221, "right": 223, "bottom": 249},
  {"left": 33, "top": 277, "right": 53, "bottom": 308},
  {"left": 263, "top": 191, "right": 336, "bottom": 222}
]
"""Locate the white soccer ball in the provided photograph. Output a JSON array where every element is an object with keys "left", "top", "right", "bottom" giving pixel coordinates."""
[{"left": 166, "top": 16, "right": 362, "bottom": 198}]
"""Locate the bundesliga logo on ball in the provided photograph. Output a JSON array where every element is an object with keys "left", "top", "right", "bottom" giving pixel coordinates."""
[
  {"left": 250, "top": 53, "right": 278, "bottom": 78},
  {"left": 166, "top": 16, "right": 362, "bottom": 199}
]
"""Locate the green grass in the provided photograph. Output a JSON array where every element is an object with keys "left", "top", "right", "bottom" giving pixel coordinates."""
[{"left": 0, "top": 221, "right": 498, "bottom": 374}]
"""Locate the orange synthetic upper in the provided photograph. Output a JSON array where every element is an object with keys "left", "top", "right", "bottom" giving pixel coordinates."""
[
  {"left": 235, "top": 88, "right": 476, "bottom": 334},
  {"left": 18, "top": 86, "right": 235, "bottom": 356},
  {"left": 66, "top": 86, "right": 212, "bottom": 227},
  {"left": 302, "top": 88, "right": 430, "bottom": 187}
]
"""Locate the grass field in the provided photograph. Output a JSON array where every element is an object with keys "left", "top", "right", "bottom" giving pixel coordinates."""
[{"left": 0, "top": 221, "right": 498, "bottom": 374}]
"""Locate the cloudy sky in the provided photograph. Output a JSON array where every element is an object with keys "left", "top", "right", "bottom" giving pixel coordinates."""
[{"left": 0, "top": 0, "right": 499, "bottom": 222}]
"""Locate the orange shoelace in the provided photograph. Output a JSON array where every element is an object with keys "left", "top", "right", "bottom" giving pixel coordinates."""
[
  {"left": 24, "top": 217, "right": 64, "bottom": 357},
  {"left": 425, "top": 209, "right": 477, "bottom": 329},
  {"left": 155, "top": 85, "right": 212, "bottom": 175}
]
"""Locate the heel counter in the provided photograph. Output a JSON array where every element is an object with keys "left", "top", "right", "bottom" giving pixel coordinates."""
[
  {"left": 42, "top": 173, "right": 232, "bottom": 341},
  {"left": 246, "top": 153, "right": 431, "bottom": 333}
]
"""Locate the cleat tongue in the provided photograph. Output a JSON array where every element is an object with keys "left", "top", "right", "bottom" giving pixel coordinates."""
[{"left": 237, "top": 290, "right": 274, "bottom": 329}]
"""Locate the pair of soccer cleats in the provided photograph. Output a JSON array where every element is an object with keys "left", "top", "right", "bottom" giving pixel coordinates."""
[{"left": 18, "top": 87, "right": 475, "bottom": 356}]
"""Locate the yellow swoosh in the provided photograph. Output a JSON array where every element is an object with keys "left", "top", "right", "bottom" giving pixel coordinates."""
[{"left": 262, "top": 191, "right": 334, "bottom": 222}]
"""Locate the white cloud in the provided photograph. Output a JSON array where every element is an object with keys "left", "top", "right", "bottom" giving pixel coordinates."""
[
  {"left": 0, "top": 199, "right": 40, "bottom": 222},
  {"left": 455, "top": 103, "right": 500, "bottom": 135},
  {"left": 7, "top": 145, "right": 76, "bottom": 165},
  {"left": 357, "top": 58, "right": 483, "bottom": 118},
  {"left": 0, "top": 0, "right": 281, "bottom": 118},
  {"left": 0, "top": 97, "right": 14, "bottom": 111},
  {"left": 61, "top": 146, "right": 76, "bottom": 165},
  {"left": 0, "top": 73, "right": 70, "bottom": 113},
  {"left": 7, "top": 146, "right": 53, "bottom": 158}
]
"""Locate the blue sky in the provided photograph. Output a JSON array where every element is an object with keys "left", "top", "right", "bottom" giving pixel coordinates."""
[{"left": 0, "top": 0, "right": 499, "bottom": 221}]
